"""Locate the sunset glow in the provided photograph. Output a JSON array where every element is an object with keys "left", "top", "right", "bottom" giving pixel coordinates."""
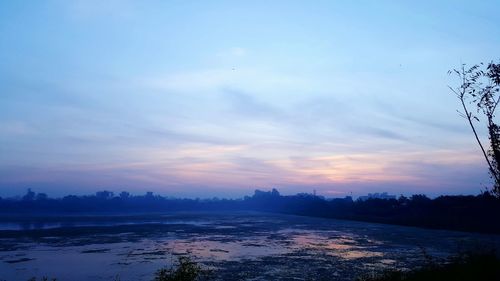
[{"left": 1, "top": 1, "right": 499, "bottom": 197}]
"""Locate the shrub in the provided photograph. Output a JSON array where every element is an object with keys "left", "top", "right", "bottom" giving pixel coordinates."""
[{"left": 154, "top": 256, "right": 212, "bottom": 281}]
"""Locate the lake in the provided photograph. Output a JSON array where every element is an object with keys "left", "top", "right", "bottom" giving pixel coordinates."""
[{"left": 1, "top": 212, "right": 499, "bottom": 281}]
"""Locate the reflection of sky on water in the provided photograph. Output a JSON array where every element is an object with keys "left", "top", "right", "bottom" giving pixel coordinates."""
[
  {"left": 0, "top": 219, "right": 211, "bottom": 231},
  {"left": 163, "top": 238, "right": 281, "bottom": 260},
  {"left": 291, "top": 232, "right": 385, "bottom": 259},
  {"left": 1, "top": 212, "right": 499, "bottom": 281}
]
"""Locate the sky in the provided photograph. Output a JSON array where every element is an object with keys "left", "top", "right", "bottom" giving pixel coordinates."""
[{"left": 1, "top": 1, "right": 499, "bottom": 198}]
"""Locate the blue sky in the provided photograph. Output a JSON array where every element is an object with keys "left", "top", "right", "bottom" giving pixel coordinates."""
[{"left": 1, "top": 1, "right": 499, "bottom": 198}]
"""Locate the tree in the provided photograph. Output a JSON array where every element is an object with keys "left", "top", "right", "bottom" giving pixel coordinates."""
[
  {"left": 22, "top": 188, "right": 36, "bottom": 201},
  {"left": 119, "top": 191, "right": 130, "bottom": 199},
  {"left": 449, "top": 61, "right": 500, "bottom": 196},
  {"left": 36, "top": 193, "right": 48, "bottom": 201}
]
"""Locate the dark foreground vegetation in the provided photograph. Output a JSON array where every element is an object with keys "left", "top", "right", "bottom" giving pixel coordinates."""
[
  {"left": 23, "top": 252, "right": 500, "bottom": 281},
  {"left": 153, "top": 256, "right": 213, "bottom": 281},
  {"left": 2, "top": 188, "right": 500, "bottom": 234},
  {"left": 162, "top": 252, "right": 500, "bottom": 281},
  {"left": 358, "top": 251, "right": 500, "bottom": 281}
]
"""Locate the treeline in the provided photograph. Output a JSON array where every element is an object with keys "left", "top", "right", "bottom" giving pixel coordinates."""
[{"left": 1, "top": 189, "right": 500, "bottom": 234}]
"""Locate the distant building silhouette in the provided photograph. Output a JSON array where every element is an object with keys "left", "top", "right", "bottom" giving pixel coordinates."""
[
  {"left": 358, "top": 192, "right": 396, "bottom": 201},
  {"left": 96, "top": 190, "right": 114, "bottom": 199}
]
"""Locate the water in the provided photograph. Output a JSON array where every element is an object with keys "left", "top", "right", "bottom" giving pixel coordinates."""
[{"left": 0, "top": 212, "right": 499, "bottom": 281}]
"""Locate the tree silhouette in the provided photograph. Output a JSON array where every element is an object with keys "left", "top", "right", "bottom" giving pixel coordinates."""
[{"left": 449, "top": 61, "right": 500, "bottom": 196}]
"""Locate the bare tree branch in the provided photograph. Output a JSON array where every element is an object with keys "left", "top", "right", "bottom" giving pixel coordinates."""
[{"left": 450, "top": 62, "right": 500, "bottom": 196}]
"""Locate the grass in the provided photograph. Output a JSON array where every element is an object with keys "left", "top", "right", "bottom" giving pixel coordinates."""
[{"left": 357, "top": 251, "right": 500, "bottom": 281}]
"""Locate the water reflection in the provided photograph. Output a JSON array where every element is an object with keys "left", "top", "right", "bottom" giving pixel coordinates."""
[
  {"left": 0, "top": 219, "right": 211, "bottom": 231},
  {"left": 0, "top": 212, "right": 499, "bottom": 281},
  {"left": 291, "top": 232, "right": 384, "bottom": 259}
]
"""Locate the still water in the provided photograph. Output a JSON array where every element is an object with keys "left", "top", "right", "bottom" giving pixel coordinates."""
[{"left": 1, "top": 212, "right": 499, "bottom": 281}]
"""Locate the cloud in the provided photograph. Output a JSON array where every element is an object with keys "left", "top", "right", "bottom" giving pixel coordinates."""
[
  {"left": 1, "top": 150, "right": 486, "bottom": 198},
  {"left": 139, "top": 68, "right": 315, "bottom": 99},
  {"left": 357, "top": 127, "right": 409, "bottom": 141},
  {"left": 221, "top": 88, "right": 285, "bottom": 120}
]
